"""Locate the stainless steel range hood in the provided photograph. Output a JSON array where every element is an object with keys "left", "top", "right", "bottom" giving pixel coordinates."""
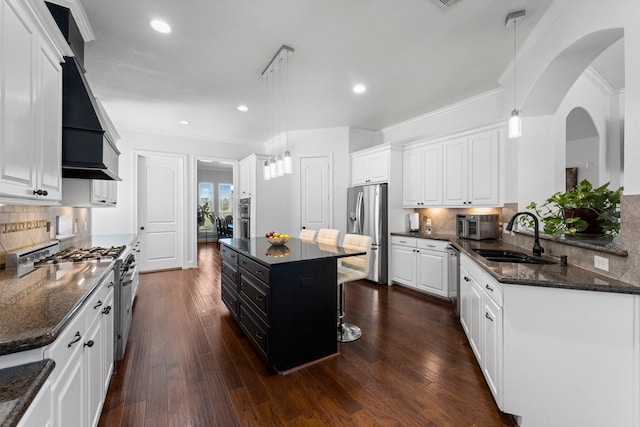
[{"left": 47, "top": 2, "right": 121, "bottom": 181}]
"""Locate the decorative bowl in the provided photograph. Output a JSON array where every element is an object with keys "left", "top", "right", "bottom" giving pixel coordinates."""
[{"left": 266, "top": 236, "right": 290, "bottom": 246}]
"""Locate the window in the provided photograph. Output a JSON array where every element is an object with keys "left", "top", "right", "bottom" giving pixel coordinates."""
[
  {"left": 219, "top": 183, "right": 233, "bottom": 219},
  {"left": 198, "top": 182, "right": 214, "bottom": 231}
]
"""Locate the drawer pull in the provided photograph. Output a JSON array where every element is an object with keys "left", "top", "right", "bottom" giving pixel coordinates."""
[
  {"left": 255, "top": 331, "right": 264, "bottom": 340},
  {"left": 102, "top": 305, "right": 112, "bottom": 315},
  {"left": 427, "top": 244, "right": 436, "bottom": 248},
  {"left": 256, "top": 270, "right": 264, "bottom": 275},
  {"left": 240, "top": 260, "right": 247, "bottom": 265},
  {"left": 485, "top": 312, "right": 493, "bottom": 322},
  {"left": 485, "top": 284, "right": 494, "bottom": 292},
  {"left": 399, "top": 240, "right": 407, "bottom": 243},
  {"left": 94, "top": 300, "right": 103, "bottom": 309},
  {"left": 463, "top": 276, "right": 470, "bottom": 282},
  {"left": 255, "top": 295, "right": 265, "bottom": 302},
  {"left": 84, "top": 340, "right": 94, "bottom": 348},
  {"left": 68, "top": 332, "right": 81, "bottom": 348},
  {"left": 107, "top": 282, "right": 114, "bottom": 288}
]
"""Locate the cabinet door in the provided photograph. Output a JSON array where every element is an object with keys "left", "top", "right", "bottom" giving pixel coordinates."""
[
  {"left": 468, "top": 280, "right": 484, "bottom": 364},
  {"left": 85, "top": 316, "right": 103, "bottom": 427},
  {"left": 459, "top": 265, "right": 471, "bottom": 336},
  {"left": 239, "top": 160, "right": 252, "bottom": 197},
  {"left": 0, "top": 0, "right": 38, "bottom": 199},
  {"left": 52, "top": 345, "right": 84, "bottom": 427},
  {"left": 402, "top": 149, "right": 421, "bottom": 206},
  {"left": 468, "top": 131, "right": 499, "bottom": 205},
  {"left": 367, "top": 150, "right": 389, "bottom": 183},
  {"left": 351, "top": 155, "right": 369, "bottom": 185},
  {"left": 482, "top": 295, "right": 503, "bottom": 409},
  {"left": 391, "top": 245, "right": 416, "bottom": 287},
  {"left": 420, "top": 144, "right": 442, "bottom": 206},
  {"left": 416, "top": 249, "right": 447, "bottom": 297},
  {"left": 443, "top": 137, "right": 468, "bottom": 206},
  {"left": 102, "top": 290, "right": 114, "bottom": 395},
  {"left": 17, "top": 380, "right": 51, "bottom": 427},
  {"left": 91, "top": 180, "right": 109, "bottom": 204}
]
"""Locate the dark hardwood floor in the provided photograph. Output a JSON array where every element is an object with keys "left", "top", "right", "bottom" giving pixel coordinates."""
[{"left": 98, "top": 243, "right": 515, "bottom": 427}]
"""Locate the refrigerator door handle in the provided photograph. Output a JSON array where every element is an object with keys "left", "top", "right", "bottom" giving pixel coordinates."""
[
  {"left": 373, "top": 186, "right": 381, "bottom": 245},
  {"left": 356, "top": 191, "right": 364, "bottom": 235}
]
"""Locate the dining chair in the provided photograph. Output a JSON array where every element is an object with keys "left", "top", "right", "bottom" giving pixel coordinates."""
[
  {"left": 336, "top": 234, "right": 371, "bottom": 343},
  {"left": 298, "top": 228, "right": 317, "bottom": 242},
  {"left": 316, "top": 228, "right": 340, "bottom": 245}
]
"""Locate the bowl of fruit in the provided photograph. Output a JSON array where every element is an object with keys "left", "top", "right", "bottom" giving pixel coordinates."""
[{"left": 265, "top": 231, "right": 290, "bottom": 246}]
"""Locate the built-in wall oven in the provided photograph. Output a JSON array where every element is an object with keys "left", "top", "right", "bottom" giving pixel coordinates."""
[{"left": 239, "top": 197, "right": 250, "bottom": 238}]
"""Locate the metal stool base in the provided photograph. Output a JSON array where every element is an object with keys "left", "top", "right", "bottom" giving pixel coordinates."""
[{"left": 337, "top": 322, "right": 362, "bottom": 342}]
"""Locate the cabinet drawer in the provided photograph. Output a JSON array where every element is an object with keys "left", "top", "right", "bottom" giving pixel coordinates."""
[
  {"left": 479, "top": 277, "right": 502, "bottom": 307},
  {"left": 416, "top": 239, "right": 449, "bottom": 251},
  {"left": 221, "top": 280, "right": 239, "bottom": 319},
  {"left": 239, "top": 271, "right": 269, "bottom": 319},
  {"left": 85, "top": 271, "right": 114, "bottom": 328},
  {"left": 221, "top": 260, "right": 238, "bottom": 286},
  {"left": 238, "top": 255, "right": 270, "bottom": 283},
  {"left": 220, "top": 245, "right": 239, "bottom": 265},
  {"left": 391, "top": 236, "right": 417, "bottom": 247},
  {"left": 44, "top": 306, "right": 87, "bottom": 385},
  {"left": 238, "top": 300, "right": 269, "bottom": 359}
]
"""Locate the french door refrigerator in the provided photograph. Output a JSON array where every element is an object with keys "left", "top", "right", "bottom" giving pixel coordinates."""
[{"left": 347, "top": 183, "right": 388, "bottom": 284}]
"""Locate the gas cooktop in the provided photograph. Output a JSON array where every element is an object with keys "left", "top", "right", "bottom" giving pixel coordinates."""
[{"left": 33, "top": 245, "right": 126, "bottom": 266}]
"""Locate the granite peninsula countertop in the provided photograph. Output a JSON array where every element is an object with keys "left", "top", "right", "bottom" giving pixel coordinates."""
[
  {"left": 0, "top": 360, "right": 54, "bottom": 427},
  {"left": 391, "top": 231, "right": 640, "bottom": 295}
]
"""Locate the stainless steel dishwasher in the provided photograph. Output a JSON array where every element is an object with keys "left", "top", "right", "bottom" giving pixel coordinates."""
[{"left": 447, "top": 245, "right": 460, "bottom": 316}]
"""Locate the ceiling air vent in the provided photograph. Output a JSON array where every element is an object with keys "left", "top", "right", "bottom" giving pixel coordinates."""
[{"left": 433, "top": 0, "right": 462, "bottom": 9}]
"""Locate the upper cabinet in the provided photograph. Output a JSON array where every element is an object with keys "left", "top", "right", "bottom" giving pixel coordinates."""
[
  {"left": 403, "top": 125, "right": 503, "bottom": 208},
  {"left": 0, "top": 0, "right": 71, "bottom": 205},
  {"left": 0, "top": 0, "right": 71, "bottom": 204},
  {"left": 351, "top": 147, "right": 390, "bottom": 185},
  {"left": 61, "top": 178, "right": 117, "bottom": 207}
]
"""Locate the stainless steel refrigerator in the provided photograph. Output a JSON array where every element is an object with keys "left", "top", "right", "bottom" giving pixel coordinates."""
[{"left": 347, "top": 183, "right": 388, "bottom": 284}]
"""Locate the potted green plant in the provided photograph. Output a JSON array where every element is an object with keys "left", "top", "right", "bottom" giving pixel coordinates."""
[
  {"left": 197, "top": 201, "right": 213, "bottom": 227},
  {"left": 522, "top": 179, "right": 623, "bottom": 237}
]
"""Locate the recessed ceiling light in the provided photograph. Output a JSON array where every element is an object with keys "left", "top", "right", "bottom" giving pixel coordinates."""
[
  {"left": 237, "top": 105, "right": 249, "bottom": 112},
  {"left": 353, "top": 84, "right": 367, "bottom": 94},
  {"left": 179, "top": 120, "right": 189, "bottom": 125},
  {"left": 150, "top": 19, "right": 171, "bottom": 33}
]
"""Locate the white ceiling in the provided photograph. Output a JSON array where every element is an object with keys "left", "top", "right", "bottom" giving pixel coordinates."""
[{"left": 80, "top": 0, "right": 561, "bottom": 146}]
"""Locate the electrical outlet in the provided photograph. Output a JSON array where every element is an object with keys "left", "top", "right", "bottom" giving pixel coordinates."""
[
  {"left": 426, "top": 219, "right": 432, "bottom": 226},
  {"left": 594, "top": 255, "right": 609, "bottom": 272}
]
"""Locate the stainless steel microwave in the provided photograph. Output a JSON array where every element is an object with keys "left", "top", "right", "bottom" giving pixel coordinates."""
[{"left": 456, "top": 214, "right": 499, "bottom": 240}]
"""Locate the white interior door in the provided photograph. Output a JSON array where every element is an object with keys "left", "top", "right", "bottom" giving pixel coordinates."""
[
  {"left": 300, "top": 155, "right": 330, "bottom": 232},
  {"left": 137, "top": 154, "right": 184, "bottom": 272}
]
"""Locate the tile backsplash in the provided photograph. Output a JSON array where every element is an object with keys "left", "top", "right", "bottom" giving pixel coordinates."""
[{"left": 0, "top": 205, "right": 91, "bottom": 267}]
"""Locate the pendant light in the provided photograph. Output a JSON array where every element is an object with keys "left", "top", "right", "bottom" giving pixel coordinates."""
[
  {"left": 262, "top": 45, "right": 294, "bottom": 180},
  {"left": 506, "top": 10, "right": 525, "bottom": 139}
]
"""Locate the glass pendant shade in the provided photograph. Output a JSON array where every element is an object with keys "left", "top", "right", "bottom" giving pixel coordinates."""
[
  {"left": 508, "top": 109, "right": 522, "bottom": 138},
  {"left": 283, "top": 150, "right": 292, "bottom": 174},
  {"left": 276, "top": 155, "right": 284, "bottom": 177},
  {"left": 270, "top": 157, "right": 277, "bottom": 177},
  {"left": 263, "top": 160, "right": 271, "bottom": 180}
]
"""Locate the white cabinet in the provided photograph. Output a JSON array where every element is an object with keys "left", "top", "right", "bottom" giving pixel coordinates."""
[
  {"left": 61, "top": 178, "right": 117, "bottom": 207},
  {"left": 17, "top": 379, "right": 52, "bottom": 427},
  {"left": 46, "top": 270, "right": 115, "bottom": 427},
  {"left": 391, "top": 236, "right": 451, "bottom": 298},
  {"left": 0, "top": 0, "right": 65, "bottom": 204},
  {"left": 403, "top": 143, "right": 442, "bottom": 207},
  {"left": 459, "top": 253, "right": 503, "bottom": 409},
  {"left": 351, "top": 147, "right": 390, "bottom": 185},
  {"left": 238, "top": 157, "right": 255, "bottom": 198},
  {"left": 443, "top": 130, "right": 500, "bottom": 206}
]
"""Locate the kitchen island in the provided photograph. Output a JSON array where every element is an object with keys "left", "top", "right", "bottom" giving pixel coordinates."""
[{"left": 219, "top": 237, "right": 365, "bottom": 373}]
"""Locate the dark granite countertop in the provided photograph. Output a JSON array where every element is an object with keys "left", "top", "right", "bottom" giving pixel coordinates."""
[
  {"left": 220, "top": 237, "right": 365, "bottom": 267},
  {"left": 0, "top": 261, "right": 114, "bottom": 356},
  {"left": 391, "top": 231, "right": 640, "bottom": 294},
  {"left": 0, "top": 359, "right": 54, "bottom": 427}
]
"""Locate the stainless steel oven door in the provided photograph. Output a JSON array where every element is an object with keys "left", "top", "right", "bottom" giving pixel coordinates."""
[{"left": 240, "top": 217, "right": 250, "bottom": 238}]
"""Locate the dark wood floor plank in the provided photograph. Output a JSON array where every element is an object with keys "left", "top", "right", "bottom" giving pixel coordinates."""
[{"left": 99, "top": 243, "right": 515, "bottom": 427}]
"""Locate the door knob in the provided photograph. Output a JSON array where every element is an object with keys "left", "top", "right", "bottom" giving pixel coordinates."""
[{"left": 140, "top": 226, "right": 145, "bottom": 230}]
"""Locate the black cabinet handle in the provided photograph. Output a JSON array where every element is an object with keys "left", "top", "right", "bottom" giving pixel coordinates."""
[
  {"left": 84, "top": 340, "right": 94, "bottom": 348},
  {"left": 68, "top": 332, "right": 81, "bottom": 348},
  {"left": 32, "top": 189, "right": 48, "bottom": 196},
  {"left": 140, "top": 226, "right": 145, "bottom": 230},
  {"left": 485, "top": 284, "right": 494, "bottom": 292},
  {"left": 485, "top": 312, "right": 493, "bottom": 322},
  {"left": 463, "top": 276, "right": 470, "bottom": 282},
  {"left": 108, "top": 282, "right": 114, "bottom": 288},
  {"left": 102, "top": 305, "right": 112, "bottom": 315},
  {"left": 93, "top": 300, "right": 103, "bottom": 309}
]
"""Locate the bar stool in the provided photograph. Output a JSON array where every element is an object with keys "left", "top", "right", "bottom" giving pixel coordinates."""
[
  {"left": 317, "top": 228, "right": 340, "bottom": 245},
  {"left": 298, "top": 228, "right": 317, "bottom": 242},
  {"left": 336, "top": 234, "right": 371, "bottom": 343}
]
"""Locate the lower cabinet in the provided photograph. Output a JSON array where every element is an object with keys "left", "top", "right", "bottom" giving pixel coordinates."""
[
  {"left": 459, "top": 253, "right": 503, "bottom": 409},
  {"left": 17, "top": 379, "right": 52, "bottom": 427},
  {"left": 391, "top": 236, "right": 451, "bottom": 298},
  {"left": 45, "top": 270, "right": 115, "bottom": 427}
]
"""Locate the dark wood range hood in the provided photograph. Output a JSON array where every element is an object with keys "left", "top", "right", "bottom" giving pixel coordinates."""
[{"left": 47, "top": 2, "right": 121, "bottom": 181}]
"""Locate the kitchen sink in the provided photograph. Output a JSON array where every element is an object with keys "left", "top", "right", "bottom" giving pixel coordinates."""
[{"left": 473, "top": 249, "right": 556, "bottom": 265}]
